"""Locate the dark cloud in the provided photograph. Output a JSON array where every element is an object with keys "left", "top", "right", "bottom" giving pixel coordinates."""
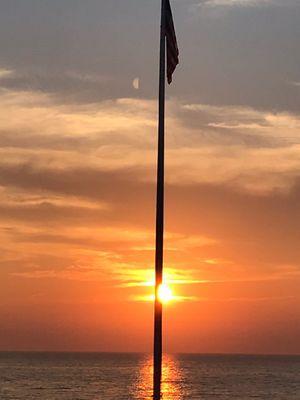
[
  {"left": 0, "top": 69, "right": 138, "bottom": 104},
  {"left": 0, "top": 163, "right": 152, "bottom": 205},
  {"left": 0, "top": 163, "right": 156, "bottom": 229},
  {"left": 0, "top": 160, "right": 300, "bottom": 269},
  {"left": 166, "top": 180, "right": 300, "bottom": 267},
  {"left": 0, "top": 129, "right": 132, "bottom": 151}
]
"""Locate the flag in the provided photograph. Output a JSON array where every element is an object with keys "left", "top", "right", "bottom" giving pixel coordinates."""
[{"left": 165, "top": 0, "right": 179, "bottom": 84}]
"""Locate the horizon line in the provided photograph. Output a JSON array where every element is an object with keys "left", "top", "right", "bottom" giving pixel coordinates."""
[{"left": 1, "top": 350, "right": 299, "bottom": 357}]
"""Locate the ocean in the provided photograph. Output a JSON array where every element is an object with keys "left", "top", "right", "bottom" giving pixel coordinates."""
[{"left": 0, "top": 352, "right": 299, "bottom": 399}]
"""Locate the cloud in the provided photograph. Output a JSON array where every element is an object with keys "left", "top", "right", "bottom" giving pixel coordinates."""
[
  {"left": 0, "top": 84, "right": 300, "bottom": 305},
  {"left": 191, "top": 0, "right": 277, "bottom": 19},
  {"left": 290, "top": 81, "right": 300, "bottom": 88},
  {"left": 0, "top": 66, "right": 121, "bottom": 104},
  {"left": 0, "top": 1, "right": 299, "bottom": 354},
  {"left": 202, "top": 0, "right": 261, "bottom": 6},
  {"left": 1, "top": 85, "right": 300, "bottom": 196},
  {"left": 199, "top": 0, "right": 282, "bottom": 8},
  {"left": 0, "top": 68, "right": 14, "bottom": 79}
]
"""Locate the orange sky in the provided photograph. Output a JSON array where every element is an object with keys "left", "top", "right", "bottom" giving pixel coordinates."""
[{"left": 0, "top": 0, "right": 300, "bottom": 354}]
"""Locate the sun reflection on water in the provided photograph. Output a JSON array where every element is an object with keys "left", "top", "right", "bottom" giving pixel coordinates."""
[{"left": 132, "top": 354, "right": 186, "bottom": 400}]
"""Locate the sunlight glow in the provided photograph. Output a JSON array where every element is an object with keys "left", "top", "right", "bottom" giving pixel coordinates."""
[{"left": 157, "top": 283, "right": 173, "bottom": 303}]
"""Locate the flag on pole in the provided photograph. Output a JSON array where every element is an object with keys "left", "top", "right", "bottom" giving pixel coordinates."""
[
  {"left": 153, "top": 1, "right": 179, "bottom": 398},
  {"left": 165, "top": 0, "right": 179, "bottom": 84}
]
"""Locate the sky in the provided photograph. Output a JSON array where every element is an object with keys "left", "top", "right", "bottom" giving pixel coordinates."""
[{"left": 0, "top": 0, "right": 300, "bottom": 354}]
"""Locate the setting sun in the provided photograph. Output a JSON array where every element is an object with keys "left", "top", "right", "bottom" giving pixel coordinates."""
[{"left": 157, "top": 284, "right": 173, "bottom": 304}]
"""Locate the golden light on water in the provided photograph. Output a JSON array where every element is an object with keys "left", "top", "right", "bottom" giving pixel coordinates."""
[{"left": 132, "top": 354, "right": 186, "bottom": 399}]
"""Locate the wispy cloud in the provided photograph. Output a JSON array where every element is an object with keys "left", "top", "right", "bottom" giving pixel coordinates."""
[
  {"left": 1, "top": 85, "right": 300, "bottom": 196},
  {"left": 200, "top": 0, "right": 280, "bottom": 8},
  {"left": 0, "top": 68, "right": 14, "bottom": 79},
  {"left": 194, "top": 0, "right": 291, "bottom": 19},
  {"left": 131, "top": 294, "right": 198, "bottom": 302},
  {"left": 289, "top": 81, "right": 300, "bottom": 88},
  {"left": 190, "top": 295, "right": 295, "bottom": 302}
]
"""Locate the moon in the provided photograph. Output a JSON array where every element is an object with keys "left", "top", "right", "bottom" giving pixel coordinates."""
[{"left": 132, "top": 77, "right": 140, "bottom": 90}]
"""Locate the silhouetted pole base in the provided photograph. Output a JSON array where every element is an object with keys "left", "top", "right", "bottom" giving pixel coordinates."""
[
  {"left": 153, "top": 299, "right": 162, "bottom": 399},
  {"left": 153, "top": 377, "right": 162, "bottom": 400},
  {"left": 153, "top": 385, "right": 162, "bottom": 400}
]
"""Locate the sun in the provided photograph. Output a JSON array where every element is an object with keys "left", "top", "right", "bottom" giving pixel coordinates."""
[{"left": 157, "top": 283, "right": 173, "bottom": 303}]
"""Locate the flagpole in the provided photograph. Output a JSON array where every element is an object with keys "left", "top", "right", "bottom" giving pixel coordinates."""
[{"left": 153, "top": 0, "right": 166, "bottom": 398}]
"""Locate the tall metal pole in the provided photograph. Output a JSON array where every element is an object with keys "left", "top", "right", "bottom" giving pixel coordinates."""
[{"left": 153, "top": 0, "right": 166, "bottom": 399}]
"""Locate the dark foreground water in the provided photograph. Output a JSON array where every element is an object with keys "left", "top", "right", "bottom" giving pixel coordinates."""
[{"left": 0, "top": 352, "right": 299, "bottom": 399}]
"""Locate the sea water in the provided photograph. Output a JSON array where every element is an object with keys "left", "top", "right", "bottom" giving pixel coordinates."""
[{"left": 0, "top": 352, "right": 299, "bottom": 399}]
